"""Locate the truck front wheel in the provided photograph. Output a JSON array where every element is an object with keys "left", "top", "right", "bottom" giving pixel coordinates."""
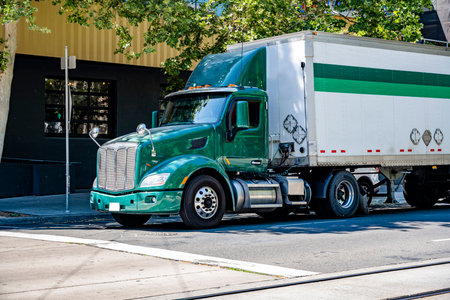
[
  {"left": 312, "top": 171, "right": 359, "bottom": 218},
  {"left": 112, "top": 213, "right": 151, "bottom": 227},
  {"left": 180, "top": 175, "right": 226, "bottom": 229}
]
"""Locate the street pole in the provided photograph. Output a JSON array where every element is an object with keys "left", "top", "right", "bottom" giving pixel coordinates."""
[{"left": 64, "top": 46, "right": 70, "bottom": 213}]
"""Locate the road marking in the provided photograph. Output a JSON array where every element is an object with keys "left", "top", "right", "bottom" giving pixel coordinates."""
[
  {"left": 432, "top": 238, "right": 450, "bottom": 242},
  {"left": 0, "top": 231, "right": 317, "bottom": 278}
]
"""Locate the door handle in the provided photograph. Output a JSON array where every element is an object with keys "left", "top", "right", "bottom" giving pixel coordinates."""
[{"left": 251, "top": 160, "right": 262, "bottom": 165}]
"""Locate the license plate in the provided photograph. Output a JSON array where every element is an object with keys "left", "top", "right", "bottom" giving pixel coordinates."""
[{"left": 109, "top": 202, "right": 120, "bottom": 212}]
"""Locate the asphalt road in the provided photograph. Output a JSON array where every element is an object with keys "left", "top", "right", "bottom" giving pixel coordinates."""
[{"left": 6, "top": 200, "right": 450, "bottom": 274}]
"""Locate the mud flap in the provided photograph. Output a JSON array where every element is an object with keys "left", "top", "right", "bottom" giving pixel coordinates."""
[{"left": 357, "top": 190, "right": 369, "bottom": 215}]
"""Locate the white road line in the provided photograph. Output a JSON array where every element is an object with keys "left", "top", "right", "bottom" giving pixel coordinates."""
[
  {"left": 0, "top": 231, "right": 317, "bottom": 278},
  {"left": 432, "top": 238, "right": 450, "bottom": 242}
]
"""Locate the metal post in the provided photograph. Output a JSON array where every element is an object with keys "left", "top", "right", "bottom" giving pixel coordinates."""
[{"left": 65, "top": 46, "right": 70, "bottom": 213}]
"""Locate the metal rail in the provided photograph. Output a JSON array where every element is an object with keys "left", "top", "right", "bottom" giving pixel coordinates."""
[
  {"left": 179, "top": 260, "right": 450, "bottom": 300},
  {"left": 388, "top": 288, "right": 450, "bottom": 300},
  {"left": 421, "top": 38, "right": 449, "bottom": 49}
]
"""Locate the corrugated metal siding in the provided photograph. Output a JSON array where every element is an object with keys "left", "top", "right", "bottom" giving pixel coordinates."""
[{"left": 17, "top": 2, "right": 180, "bottom": 68}]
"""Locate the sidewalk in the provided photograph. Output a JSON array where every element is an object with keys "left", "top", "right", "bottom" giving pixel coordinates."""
[{"left": 0, "top": 193, "right": 112, "bottom": 226}]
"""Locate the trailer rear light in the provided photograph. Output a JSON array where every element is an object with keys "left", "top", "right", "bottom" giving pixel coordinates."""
[
  {"left": 331, "top": 150, "right": 337, "bottom": 153},
  {"left": 430, "top": 149, "right": 435, "bottom": 152},
  {"left": 376, "top": 149, "right": 381, "bottom": 153},
  {"left": 408, "top": 149, "right": 412, "bottom": 152},
  {"left": 341, "top": 150, "right": 346, "bottom": 153},
  {"left": 438, "top": 149, "right": 442, "bottom": 152},
  {"left": 320, "top": 150, "right": 325, "bottom": 153},
  {"left": 400, "top": 149, "right": 405, "bottom": 152},
  {"left": 367, "top": 150, "right": 372, "bottom": 153}
]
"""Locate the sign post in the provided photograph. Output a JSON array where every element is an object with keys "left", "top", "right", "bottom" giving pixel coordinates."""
[{"left": 61, "top": 47, "right": 76, "bottom": 213}]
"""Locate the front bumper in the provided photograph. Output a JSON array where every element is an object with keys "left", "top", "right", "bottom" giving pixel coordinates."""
[{"left": 90, "top": 190, "right": 182, "bottom": 214}]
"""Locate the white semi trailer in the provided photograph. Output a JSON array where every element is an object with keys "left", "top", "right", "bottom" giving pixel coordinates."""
[{"left": 91, "top": 31, "right": 450, "bottom": 228}]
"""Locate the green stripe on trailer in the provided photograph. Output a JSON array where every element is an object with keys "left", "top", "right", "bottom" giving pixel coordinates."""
[
  {"left": 314, "top": 78, "right": 450, "bottom": 99},
  {"left": 314, "top": 63, "right": 450, "bottom": 99}
]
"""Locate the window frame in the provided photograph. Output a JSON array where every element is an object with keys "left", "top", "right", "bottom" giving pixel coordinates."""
[
  {"left": 44, "top": 76, "right": 116, "bottom": 138},
  {"left": 226, "top": 98, "right": 261, "bottom": 141}
]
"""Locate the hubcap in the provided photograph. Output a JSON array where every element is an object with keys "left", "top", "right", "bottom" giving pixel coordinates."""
[
  {"left": 194, "top": 186, "right": 218, "bottom": 219},
  {"left": 335, "top": 180, "right": 355, "bottom": 209}
]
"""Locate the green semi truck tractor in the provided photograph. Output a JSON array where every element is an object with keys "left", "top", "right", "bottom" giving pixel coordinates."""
[{"left": 90, "top": 31, "right": 450, "bottom": 228}]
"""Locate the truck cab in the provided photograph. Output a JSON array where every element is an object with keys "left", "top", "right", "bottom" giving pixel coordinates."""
[{"left": 91, "top": 86, "right": 280, "bottom": 228}]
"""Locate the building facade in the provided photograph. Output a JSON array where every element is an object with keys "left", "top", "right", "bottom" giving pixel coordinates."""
[{"left": 1, "top": 3, "right": 185, "bottom": 196}]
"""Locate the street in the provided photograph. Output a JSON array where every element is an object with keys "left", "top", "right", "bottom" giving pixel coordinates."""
[{"left": 1, "top": 197, "right": 450, "bottom": 299}]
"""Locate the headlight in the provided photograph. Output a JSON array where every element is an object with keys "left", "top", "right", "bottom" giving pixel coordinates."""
[
  {"left": 140, "top": 173, "right": 170, "bottom": 187},
  {"left": 92, "top": 177, "right": 97, "bottom": 188}
]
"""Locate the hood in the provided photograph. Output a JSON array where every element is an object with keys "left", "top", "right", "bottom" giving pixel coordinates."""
[
  {"left": 104, "top": 124, "right": 216, "bottom": 177},
  {"left": 106, "top": 124, "right": 214, "bottom": 148}
]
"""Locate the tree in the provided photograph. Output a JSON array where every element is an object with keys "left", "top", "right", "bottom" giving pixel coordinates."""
[{"left": 54, "top": 0, "right": 431, "bottom": 92}]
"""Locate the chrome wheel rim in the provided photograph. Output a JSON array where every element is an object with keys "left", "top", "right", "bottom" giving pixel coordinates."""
[
  {"left": 335, "top": 180, "right": 355, "bottom": 209},
  {"left": 194, "top": 186, "right": 218, "bottom": 219}
]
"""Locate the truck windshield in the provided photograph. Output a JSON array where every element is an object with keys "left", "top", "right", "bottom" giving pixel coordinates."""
[{"left": 161, "top": 93, "right": 228, "bottom": 125}]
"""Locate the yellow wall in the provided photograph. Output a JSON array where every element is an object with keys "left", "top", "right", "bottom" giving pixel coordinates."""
[{"left": 17, "top": 2, "right": 180, "bottom": 68}]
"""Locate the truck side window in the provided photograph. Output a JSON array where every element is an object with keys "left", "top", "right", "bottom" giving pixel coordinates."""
[{"left": 228, "top": 100, "right": 260, "bottom": 132}]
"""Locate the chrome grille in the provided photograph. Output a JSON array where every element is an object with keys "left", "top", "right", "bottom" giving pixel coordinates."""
[{"left": 97, "top": 143, "right": 138, "bottom": 191}]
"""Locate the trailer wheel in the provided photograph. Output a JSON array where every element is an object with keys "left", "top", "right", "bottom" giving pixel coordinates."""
[
  {"left": 403, "top": 175, "right": 438, "bottom": 208},
  {"left": 358, "top": 177, "right": 374, "bottom": 206},
  {"left": 112, "top": 213, "right": 151, "bottom": 227},
  {"left": 180, "top": 175, "right": 225, "bottom": 229},
  {"left": 313, "top": 171, "right": 359, "bottom": 218}
]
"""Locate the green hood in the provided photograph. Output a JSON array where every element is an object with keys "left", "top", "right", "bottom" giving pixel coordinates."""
[{"left": 105, "top": 124, "right": 216, "bottom": 180}]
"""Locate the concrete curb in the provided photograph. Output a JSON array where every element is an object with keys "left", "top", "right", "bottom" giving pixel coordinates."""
[{"left": 0, "top": 213, "right": 113, "bottom": 226}]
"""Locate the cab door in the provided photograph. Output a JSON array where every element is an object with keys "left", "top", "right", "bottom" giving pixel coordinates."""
[{"left": 222, "top": 97, "right": 268, "bottom": 172}]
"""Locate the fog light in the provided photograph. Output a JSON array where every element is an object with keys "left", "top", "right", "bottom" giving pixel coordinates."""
[{"left": 145, "top": 196, "right": 157, "bottom": 203}]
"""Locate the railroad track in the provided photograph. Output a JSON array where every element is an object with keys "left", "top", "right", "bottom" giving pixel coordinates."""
[{"left": 180, "top": 260, "right": 450, "bottom": 300}]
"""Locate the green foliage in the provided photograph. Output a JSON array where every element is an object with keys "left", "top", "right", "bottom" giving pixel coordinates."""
[
  {"left": 52, "top": 0, "right": 431, "bottom": 93},
  {"left": 0, "top": 0, "right": 49, "bottom": 72},
  {"left": 332, "top": 0, "right": 431, "bottom": 42}
]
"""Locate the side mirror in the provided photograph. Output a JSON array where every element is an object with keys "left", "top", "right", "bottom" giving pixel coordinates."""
[
  {"left": 151, "top": 111, "right": 158, "bottom": 128},
  {"left": 136, "top": 123, "right": 148, "bottom": 135},
  {"left": 136, "top": 123, "right": 156, "bottom": 157},
  {"left": 89, "top": 127, "right": 101, "bottom": 148},
  {"left": 236, "top": 101, "right": 250, "bottom": 129}
]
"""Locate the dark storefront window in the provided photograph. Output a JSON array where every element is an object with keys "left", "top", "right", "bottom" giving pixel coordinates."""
[{"left": 44, "top": 78, "right": 114, "bottom": 137}]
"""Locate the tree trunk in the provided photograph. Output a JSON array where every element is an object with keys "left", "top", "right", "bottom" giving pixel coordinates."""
[{"left": 0, "top": 21, "right": 18, "bottom": 162}]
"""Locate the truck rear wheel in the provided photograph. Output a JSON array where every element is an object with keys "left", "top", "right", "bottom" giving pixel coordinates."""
[
  {"left": 180, "top": 175, "right": 225, "bottom": 229},
  {"left": 403, "top": 175, "right": 438, "bottom": 208},
  {"left": 313, "top": 171, "right": 359, "bottom": 218},
  {"left": 112, "top": 213, "right": 151, "bottom": 227}
]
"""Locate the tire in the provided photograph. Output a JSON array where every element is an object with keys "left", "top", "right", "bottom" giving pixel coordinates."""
[
  {"left": 313, "top": 171, "right": 359, "bottom": 218},
  {"left": 112, "top": 213, "right": 151, "bottom": 227},
  {"left": 180, "top": 175, "right": 226, "bottom": 229},
  {"left": 403, "top": 175, "right": 438, "bottom": 208},
  {"left": 358, "top": 177, "right": 374, "bottom": 206}
]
